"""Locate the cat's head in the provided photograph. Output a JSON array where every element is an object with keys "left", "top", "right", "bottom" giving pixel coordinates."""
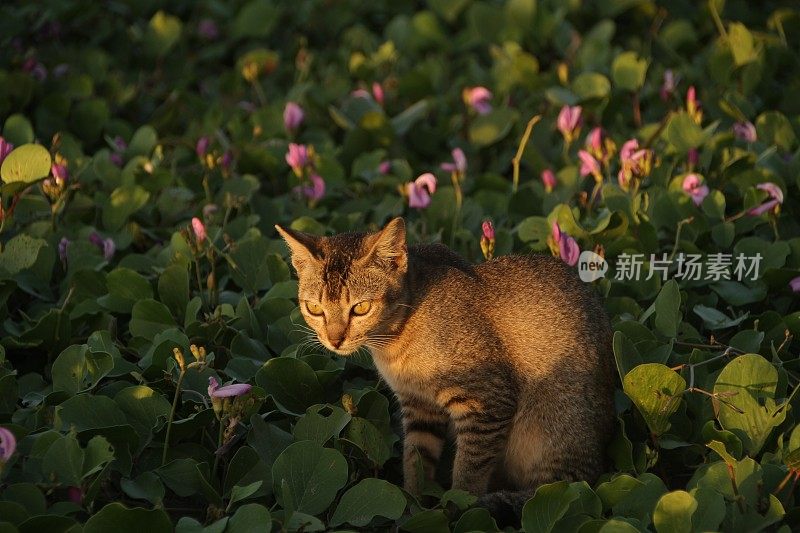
[{"left": 275, "top": 217, "right": 407, "bottom": 355}]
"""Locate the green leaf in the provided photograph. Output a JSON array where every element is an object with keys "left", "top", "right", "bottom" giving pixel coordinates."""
[
  {"left": 114, "top": 386, "right": 171, "bottom": 437},
  {"left": 653, "top": 490, "right": 696, "bottom": 533},
  {"left": 755, "top": 111, "right": 796, "bottom": 152},
  {"left": 3, "top": 114, "right": 34, "bottom": 145},
  {"left": 228, "top": 504, "right": 271, "bottom": 533},
  {"left": 232, "top": 0, "right": 279, "bottom": 39},
  {"left": 52, "top": 345, "right": 114, "bottom": 396},
  {"left": 82, "top": 436, "right": 115, "bottom": 478},
  {"left": 521, "top": 481, "right": 579, "bottom": 533},
  {"left": 0, "top": 144, "right": 51, "bottom": 184},
  {"left": 126, "top": 125, "right": 158, "bottom": 158},
  {"left": 689, "top": 487, "right": 725, "bottom": 532},
  {"left": 83, "top": 502, "right": 172, "bottom": 533},
  {"left": 623, "top": 363, "right": 686, "bottom": 436},
  {"left": 58, "top": 394, "right": 128, "bottom": 431},
  {"left": 0, "top": 234, "right": 47, "bottom": 276},
  {"left": 612, "top": 52, "right": 649, "bottom": 91},
  {"left": 572, "top": 72, "right": 611, "bottom": 100},
  {"left": 228, "top": 480, "right": 263, "bottom": 507},
  {"left": 102, "top": 185, "right": 150, "bottom": 231},
  {"left": 342, "top": 416, "right": 391, "bottom": 467},
  {"left": 654, "top": 280, "right": 681, "bottom": 338},
  {"left": 255, "top": 357, "right": 324, "bottom": 415},
  {"left": 41, "top": 434, "right": 84, "bottom": 486},
  {"left": 693, "top": 305, "right": 749, "bottom": 330},
  {"left": 157, "top": 265, "right": 189, "bottom": 319},
  {"left": 713, "top": 354, "right": 786, "bottom": 455},
  {"left": 271, "top": 441, "right": 348, "bottom": 515},
  {"left": 728, "top": 23, "right": 759, "bottom": 67},
  {"left": 100, "top": 268, "right": 153, "bottom": 313},
  {"left": 120, "top": 472, "right": 165, "bottom": 506},
  {"left": 144, "top": 11, "right": 182, "bottom": 57},
  {"left": 293, "top": 404, "right": 351, "bottom": 445},
  {"left": 453, "top": 507, "right": 498, "bottom": 533},
  {"left": 129, "top": 299, "right": 176, "bottom": 340},
  {"left": 469, "top": 107, "right": 517, "bottom": 147},
  {"left": 665, "top": 112, "right": 707, "bottom": 152},
  {"left": 229, "top": 237, "right": 274, "bottom": 294},
  {"left": 613, "top": 331, "right": 643, "bottom": 380},
  {"left": 399, "top": 509, "right": 450, "bottom": 532},
  {"left": 330, "top": 478, "right": 406, "bottom": 527}
]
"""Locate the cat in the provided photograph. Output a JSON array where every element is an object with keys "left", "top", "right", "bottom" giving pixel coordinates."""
[{"left": 275, "top": 217, "right": 615, "bottom": 523}]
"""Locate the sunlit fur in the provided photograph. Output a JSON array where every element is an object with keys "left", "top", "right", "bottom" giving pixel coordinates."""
[{"left": 276, "top": 218, "right": 615, "bottom": 525}]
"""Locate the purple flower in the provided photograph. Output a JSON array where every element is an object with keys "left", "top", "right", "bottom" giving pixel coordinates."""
[
  {"left": 88, "top": 232, "right": 115, "bottom": 260},
  {"left": 22, "top": 58, "right": 47, "bottom": 81},
  {"left": 440, "top": 148, "right": 467, "bottom": 174},
  {"left": 192, "top": 217, "right": 207, "bottom": 241},
  {"left": 406, "top": 173, "right": 437, "bottom": 209},
  {"left": 748, "top": 182, "right": 784, "bottom": 216},
  {"left": 463, "top": 86, "right": 493, "bottom": 115},
  {"left": 51, "top": 162, "right": 68, "bottom": 183},
  {"left": 551, "top": 223, "right": 580, "bottom": 267},
  {"left": 541, "top": 169, "right": 556, "bottom": 193},
  {"left": 58, "top": 237, "right": 71, "bottom": 263},
  {"left": 682, "top": 174, "right": 710, "bottom": 206},
  {"left": 196, "top": 136, "right": 211, "bottom": 158},
  {"left": 198, "top": 18, "right": 219, "bottom": 40},
  {"left": 294, "top": 174, "right": 326, "bottom": 202},
  {"left": 733, "top": 121, "right": 757, "bottom": 143},
  {"left": 0, "top": 137, "right": 13, "bottom": 166},
  {"left": 208, "top": 376, "right": 252, "bottom": 398},
  {"left": 283, "top": 102, "right": 304, "bottom": 132},
  {"left": 557, "top": 105, "right": 582, "bottom": 144},
  {"left": 660, "top": 70, "right": 677, "bottom": 101},
  {"left": 220, "top": 150, "right": 233, "bottom": 171},
  {"left": 110, "top": 153, "right": 124, "bottom": 167},
  {"left": 687, "top": 148, "right": 699, "bottom": 167},
  {"left": 578, "top": 150, "right": 601, "bottom": 179},
  {"left": 0, "top": 427, "right": 15, "bottom": 462},
  {"left": 285, "top": 143, "right": 310, "bottom": 176},
  {"left": 789, "top": 276, "right": 800, "bottom": 293},
  {"left": 378, "top": 161, "right": 391, "bottom": 175}
]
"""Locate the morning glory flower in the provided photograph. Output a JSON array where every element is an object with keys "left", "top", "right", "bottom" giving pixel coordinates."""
[
  {"left": 733, "top": 121, "right": 757, "bottom": 143},
  {"left": 789, "top": 276, "right": 800, "bottom": 293},
  {"left": 682, "top": 174, "right": 710, "bottom": 206},
  {"left": 208, "top": 376, "right": 252, "bottom": 398},
  {"left": 551, "top": 223, "right": 580, "bottom": 267},
  {"left": 406, "top": 173, "right": 437, "bottom": 209},
  {"left": 283, "top": 102, "right": 304, "bottom": 132},
  {"left": 0, "top": 137, "right": 13, "bottom": 166},
  {"left": 294, "top": 174, "right": 326, "bottom": 202},
  {"left": 541, "top": 169, "right": 556, "bottom": 192},
  {"left": 748, "top": 182, "right": 783, "bottom": 216},
  {"left": 285, "top": 143, "right": 310, "bottom": 176},
  {"left": 191, "top": 217, "right": 207, "bottom": 241},
  {"left": 463, "top": 86, "right": 493, "bottom": 115},
  {"left": 440, "top": 148, "right": 467, "bottom": 174},
  {"left": 0, "top": 427, "right": 15, "bottom": 462},
  {"left": 557, "top": 105, "right": 582, "bottom": 144}
]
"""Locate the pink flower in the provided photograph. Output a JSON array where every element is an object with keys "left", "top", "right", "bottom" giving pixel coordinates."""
[
  {"left": 378, "top": 161, "right": 391, "bottom": 175},
  {"left": 682, "top": 174, "right": 710, "bottom": 206},
  {"left": 748, "top": 182, "right": 784, "bottom": 216},
  {"left": 294, "top": 174, "right": 325, "bottom": 201},
  {"left": 198, "top": 18, "right": 219, "bottom": 40},
  {"left": 196, "top": 136, "right": 211, "bottom": 158},
  {"left": 67, "top": 486, "right": 83, "bottom": 505},
  {"left": 283, "top": 102, "right": 304, "bottom": 132},
  {"left": 618, "top": 138, "right": 653, "bottom": 190},
  {"left": 51, "top": 162, "right": 68, "bottom": 183},
  {"left": 482, "top": 220, "right": 495, "bottom": 240},
  {"left": 789, "top": 276, "right": 800, "bottom": 293},
  {"left": 440, "top": 148, "right": 467, "bottom": 174},
  {"left": 208, "top": 376, "right": 252, "bottom": 398},
  {"left": 660, "top": 70, "right": 677, "bottom": 101},
  {"left": 372, "top": 82, "right": 384, "bottom": 106},
  {"left": 463, "top": 86, "right": 493, "bottom": 115},
  {"left": 406, "top": 173, "right": 437, "bottom": 209},
  {"left": 541, "top": 169, "right": 556, "bottom": 192},
  {"left": 0, "top": 426, "right": 15, "bottom": 461},
  {"left": 285, "top": 143, "right": 310, "bottom": 176},
  {"left": 557, "top": 106, "right": 582, "bottom": 143},
  {"left": 551, "top": 223, "right": 580, "bottom": 266},
  {"left": 578, "top": 150, "right": 601, "bottom": 179},
  {"left": 587, "top": 127, "right": 603, "bottom": 153},
  {"left": 733, "top": 121, "right": 757, "bottom": 143},
  {"left": 620, "top": 139, "right": 639, "bottom": 163},
  {"left": 191, "top": 217, "right": 207, "bottom": 241},
  {"left": 0, "top": 137, "right": 13, "bottom": 165}
]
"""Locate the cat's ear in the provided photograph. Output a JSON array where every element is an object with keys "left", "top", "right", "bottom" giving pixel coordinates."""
[
  {"left": 275, "top": 225, "right": 322, "bottom": 274},
  {"left": 362, "top": 217, "right": 407, "bottom": 271}
]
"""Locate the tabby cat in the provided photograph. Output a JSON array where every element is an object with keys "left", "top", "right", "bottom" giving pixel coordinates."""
[{"left": 276, "top": 217, "right": 614, "bottom": 522}]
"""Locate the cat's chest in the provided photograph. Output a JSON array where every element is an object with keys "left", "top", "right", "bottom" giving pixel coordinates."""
[{"left": 368, "top": 345, "right": 438, "bottom": 398}]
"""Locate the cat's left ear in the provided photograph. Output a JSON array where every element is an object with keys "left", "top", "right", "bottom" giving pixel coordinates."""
[
  {"left": 362, "top": 217, "right": 407, "bottom": 272},
  {"left": 275, "top": 225, "right": 322, "bottom": 275}
]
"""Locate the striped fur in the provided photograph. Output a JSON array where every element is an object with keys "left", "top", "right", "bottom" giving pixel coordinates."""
[{"left": 276, "top": 218, "right": 615, "bottom": 522}]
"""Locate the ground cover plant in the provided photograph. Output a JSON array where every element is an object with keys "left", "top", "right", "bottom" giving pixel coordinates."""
[{"left": 1, "top": 0, "right": 800, "bottom": 531}]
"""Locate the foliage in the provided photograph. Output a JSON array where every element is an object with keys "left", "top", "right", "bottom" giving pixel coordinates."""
[{"left": 1, "top": 0, "right": 800, "bottom": 530}]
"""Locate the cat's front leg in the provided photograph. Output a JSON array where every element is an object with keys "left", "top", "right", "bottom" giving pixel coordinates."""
[
  {"left": 399, "top": 395, "right": 450, "bottom": 495},
  {"left": 450, "top": 405, "right": 514, "bottom": 496}
]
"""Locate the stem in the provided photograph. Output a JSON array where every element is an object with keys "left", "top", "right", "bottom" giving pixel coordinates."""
[
  {"left": 212, "top": 417, "right": 225, "bottom": 479},
  {"left": 162, "top": 370, "right": 187, "bottom": 466},
  {"left": 194, "top": 258, "right": 207, "bottom": 309},
  {"left": 668, "top": 216, "right": 695, "bottom": 262},
  {"left": 708, "top": 0, "right": 728, "bottom": 40},
  {"left": 632, "top": 92, "right": 642, "bottom": 127},
  {"left": 511, "top": 115, "right": 542, "bottom": 193},
  {"left": 449, "top": 171, "right": 462, "bottom": 248},
  {"left": 727, "top": 463, "right": 747, "bottom": 514}
]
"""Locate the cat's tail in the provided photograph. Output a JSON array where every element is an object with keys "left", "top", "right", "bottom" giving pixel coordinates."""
[{"left": 477, "top": 490, "right": 535, "bottom": 528}]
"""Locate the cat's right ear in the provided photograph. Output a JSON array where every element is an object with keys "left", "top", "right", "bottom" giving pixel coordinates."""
[{"left": 275, "top": 225, "right": 321, "bottom": 274}]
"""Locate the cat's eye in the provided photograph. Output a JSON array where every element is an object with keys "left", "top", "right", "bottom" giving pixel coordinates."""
[
  {"left": 305, "top": 301, "right": 324, "bottom": 316},
  {"left": 352, "top": 301, "right": 372, "bottom": 316}
]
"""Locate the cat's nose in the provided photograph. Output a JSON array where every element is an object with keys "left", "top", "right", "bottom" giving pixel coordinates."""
[{"left": 329, "top": 335, "right": 344, "bottom": 348}]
